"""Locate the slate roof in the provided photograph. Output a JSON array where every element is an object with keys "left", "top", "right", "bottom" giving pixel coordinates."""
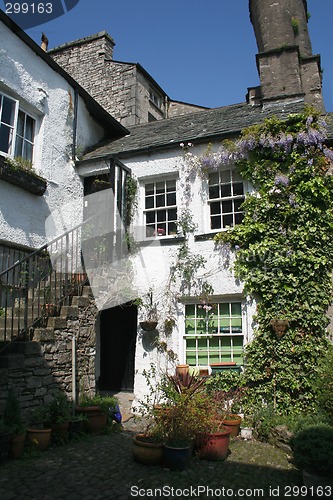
[{"left": 81, "top": 101, "right": 333, "bottom": 163}]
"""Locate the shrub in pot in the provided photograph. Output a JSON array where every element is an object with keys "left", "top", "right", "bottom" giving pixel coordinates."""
[
  {"left": 290, "top": 424, "right": 333, "bottom": 487},
  {"left": 26, "top": 404, "right": 52, "bottom": 451},
  {"left": 45, "top": 393, "right": 72, "bottom": 442},
  {"left": 3, "top": 390, "right": 26, "bottom": 458}
]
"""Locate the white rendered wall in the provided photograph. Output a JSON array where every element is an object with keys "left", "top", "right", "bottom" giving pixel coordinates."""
[
  {"left": 0, "top": 21, "right": 105, "bottom": 250},
  {"left": 119, "top": 145, "right": 256, "bottom": 406}
]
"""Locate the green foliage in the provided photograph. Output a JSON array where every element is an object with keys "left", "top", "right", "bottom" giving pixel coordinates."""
[
  {"left": 46, "top": 393, "right": 72, "bottom": 425},
  {"left": 125, "top": 175, "right": 138, "bottom": 226},
  {"left": 215, "top": 109, "right": 333, "bottom": 415},
  {"left": 291, "top": 425, "right": 333, "bottom": 475},
  {"left": 313, "top": 344, "right": 333, "bottom": 418},
  {"left": 3, "top": 390, "right": 25, "bottom": 435},
  {"left": 291, "top": 17, "right": 299, "bottom": 35}
]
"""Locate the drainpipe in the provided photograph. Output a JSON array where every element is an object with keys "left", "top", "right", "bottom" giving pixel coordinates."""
[
  {"left": 72, "top": 333, "right": 77, "bottom": 413},
  {"left": 72, "top": 88, "right": 79, "bottom": 160}
]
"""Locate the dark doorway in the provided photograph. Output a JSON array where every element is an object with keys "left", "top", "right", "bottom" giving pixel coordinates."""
[{"left": 99, "top": 303, "right": 137, "bottom": 391}]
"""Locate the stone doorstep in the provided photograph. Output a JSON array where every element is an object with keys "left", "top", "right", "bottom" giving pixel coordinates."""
[{"left": 33, "top": 328, "right": 55, "bottom": 342}]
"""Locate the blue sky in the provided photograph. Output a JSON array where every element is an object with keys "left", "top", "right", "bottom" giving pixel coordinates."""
[{"left": 7, "top": 0, "right": 333, "bottom": 111}]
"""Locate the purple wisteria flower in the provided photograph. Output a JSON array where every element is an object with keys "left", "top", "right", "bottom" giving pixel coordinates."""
[
  {"left": 274, "top": 173, "right": 290, "bottom": 186},
  {"left": 323, "top": 147, "right": 333, "bottom": 162}
]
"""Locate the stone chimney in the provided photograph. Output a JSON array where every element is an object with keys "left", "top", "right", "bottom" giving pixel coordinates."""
[{"left": 248, "top": 0, "right": 324, "bottom": 111}]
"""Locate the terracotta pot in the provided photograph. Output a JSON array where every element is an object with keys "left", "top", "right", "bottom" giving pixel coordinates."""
[
  {"left": 26, "top": 428, "right": 52, "bottom": 451},
  {"left": 222, "top": 414, "right": 242, "bottom": 437},
  {"left": 9, "top": 432, "right": 26, "bottom": 459},
  {"left": 197, "top": 429, "right": 231, "bottom": 461},
  {"left": 197, "top": 429, "right": 231, "bottom": 460},
  {"left": 85, "top": 412, "right": 107, "bottom": 435},
  {"left": 132, "top": 434, "right": 164, "bottom": 465},
  {"left": 175, "top": 364, "right": 189, "bottom": 379}
]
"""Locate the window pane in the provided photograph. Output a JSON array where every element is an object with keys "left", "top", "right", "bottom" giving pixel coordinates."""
[
  {"left": 168, "top": 222, "right": 177, "bottom": 234},
  {"left": 0, "top": 125, "right": 11, "bottom": 153},
  {"left": 235, "top": 213, "right": 244, "bottom": 225},
  {"left": 166, "top": 179, "right": 176, "bottom": 191},
  {"left": 209, "top": 185, "right": 219, "bottom": 199},
  {"left": 223, "top": 214, "right": 233, "bottom": 227},
  {"left": 166, "top": 192, "right": 176, "bottom": 206},
  {"left": 210, "top": 201, "right": 220, "bottom": 215},
  {"left": 2, "top": 97, "right": 15, "bottom": 126},
  {"left": 209, "top": 172, "right": 219, "bottom": 185},
  {"left": 156, "top": 182, "right": 165, "bottom": 194},
  {"left": 145, "top": 196, "right": 154, "bottom": 209},
  {"left": 211, "top": 215, "right": 221, "bottom": 230},
  {"left": 220, "top": 170, "right": 231, "bottom": 183},
  {"left": 14, "top": 136, "right": 23, "bottom": 157},
  {"left": 221, "top": 184, "right": 232, "bottom": 197},
  {"left": 156, "top": 194, "right": 165, "bottom": 207},
  {"left": 168, "top": 208, "right": 177, "bottom": 221},
  {"left": 17, "top": 111, "right": 25, "bottom": 137},
  {"left": 231, "top": 303, "right": 241, "bottom": 316},
  {"left": 145, "top": 183, "right": 154, "bottom": 196},
  {"left": 222, "top": 200, "right": 232, "bottom": 213},
  {"left": 157, "top": 210, "right": 166, "bottom": 222},
  {"left": 233, "top": 183, "right": 244, "bottom": 196},
  {"left": 146, "top": 212, "right": 155, "bottom": 224},
  {"left": 234, "top": 198, "right": 244, "bottom": 211},
  {"left": 25, "top": 115, "right": 34, "bottom": 142}
]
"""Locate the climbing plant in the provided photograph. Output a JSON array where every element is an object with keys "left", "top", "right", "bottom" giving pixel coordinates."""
[{"left": 202, "top": 107, "right": 333, "bottom": 414}]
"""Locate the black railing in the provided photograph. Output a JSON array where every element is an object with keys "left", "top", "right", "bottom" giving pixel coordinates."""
[{"left": 0, "top": 160, "right": 131, "bottom": 345}]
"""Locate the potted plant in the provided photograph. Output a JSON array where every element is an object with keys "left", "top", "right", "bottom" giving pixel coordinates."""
[
  {"left": 136, "top": 290, "right": 158, "bottom": 331},
  {"left": 3, "top": 390, "right": 26, "bottom": 459},
  {"left": 76, "top": 394, "right": 118, "bottom": 434},
  {"left": 26, "top": 403, "right": 52, "bottom": 451},
  {"left": 290, "top": 425, "right": 333, "bottom": 488},
  {"left": 132, "top": 421, "right": 165, "bottom": 466},
  {"left": 240, "top": 415, "right": 254, "bottom": 440},
  {"left": 45, "top": 393, "right": 72, "bottom": 441},
  {"left": 0, "top": 418, "right": 11, "bottom": 464}
]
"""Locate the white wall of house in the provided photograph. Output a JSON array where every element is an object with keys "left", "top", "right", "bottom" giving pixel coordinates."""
[
  {"left": 0, "top": 20, "right": 105, "bottom": 250},
  {"left": 78, "top": 144, "right": 256, "bottom": 405}
]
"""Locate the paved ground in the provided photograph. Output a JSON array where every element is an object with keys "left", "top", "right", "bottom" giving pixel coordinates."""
[{"left": 0, "top": 410, "right": 306, "bottom": 500}]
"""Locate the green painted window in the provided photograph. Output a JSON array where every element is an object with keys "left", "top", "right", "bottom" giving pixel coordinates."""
[{"left": 184, "top": 302, "right": 244, "bottom": 366}]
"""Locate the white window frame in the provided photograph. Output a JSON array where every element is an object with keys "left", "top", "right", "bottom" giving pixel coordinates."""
[
  {"left": 0, "top": 91, "right": 36, "bottom": 162},
  {"left": 208, "top": 167, "right": 245, "bottom": 231},
  {"left": 183, "top": 300, "right": 245, "bottom": 368},
  {"left": 142, "top": 177, "right": 178, "bottom": 239}
]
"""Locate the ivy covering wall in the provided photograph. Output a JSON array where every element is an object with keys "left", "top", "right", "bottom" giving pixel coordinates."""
[{"left": 202, "top": 108, "right": 333, "bottom": 414}]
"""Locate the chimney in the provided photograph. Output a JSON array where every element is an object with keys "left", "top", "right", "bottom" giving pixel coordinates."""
[{"left": 248, "top": 0, "right": 324, "bottom": 111}]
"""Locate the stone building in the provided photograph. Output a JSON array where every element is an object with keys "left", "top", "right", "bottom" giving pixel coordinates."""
[
  {"left": 49, "top": 31, "right": 208, "bottom": 127},
  {"left": 0, "top": 0, "right": 332, "bottom": 413}
]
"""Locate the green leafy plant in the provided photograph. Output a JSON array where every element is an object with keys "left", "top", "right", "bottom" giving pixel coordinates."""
[
  {"left": 212, "top": 108, "right": 333, "bottom": 415},
  {"left": 3, "top": 390, "right": 25, "bottom": 435},
  {"left": 291, "top": 425, "right": 333, "bottom": 476},
  {"left": 45, "top": 393, "right": 72, "bottom": 425},
  {"left": 291, "top": 17, "right": 299, "bottom": 35}
]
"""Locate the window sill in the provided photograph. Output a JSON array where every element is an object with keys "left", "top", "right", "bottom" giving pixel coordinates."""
[
  {"left": 194, "top": 232, "right": 220, "bottom": 241},
  {"left": 139, "top": 236, "right": 185, "bottom": 247},
  {"left": 0, "top": 156, "right": 47, "bottom": 196}
]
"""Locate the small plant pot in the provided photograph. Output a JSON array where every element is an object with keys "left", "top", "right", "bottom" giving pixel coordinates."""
[
  {"left": 222, "top": 414, "right": 242, "bottom": 437},
  {"left": 132, "top": 434, "right": 164, "bottom": 465},
  {"left": 9, "top": 432, "right": 26, "bottom": 459},
  {"left": 163, "top": 443, "right": 192, "bottom": 471},
  {"left": 50, "top": 421, "right": 69, "bottom": 441},
  {"left": 240, "top": 427, "right": 253, "bottom": 440},
  {"left": 196, "top": 429, "right": 231, "bottom": 461},
  {"left": 26, "top": 428, "right": 52, "bottom": 451},
  {"left": 85, "top": 412, "right": 108, "bottom": 435}
]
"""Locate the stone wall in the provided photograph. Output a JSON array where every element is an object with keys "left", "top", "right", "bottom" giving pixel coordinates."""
[
  {"left": 0, "top": 288, "right": 99, "bottom": 424},
  {"left": 50, "top": 33, "right": 167, "bottom": 126}
]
